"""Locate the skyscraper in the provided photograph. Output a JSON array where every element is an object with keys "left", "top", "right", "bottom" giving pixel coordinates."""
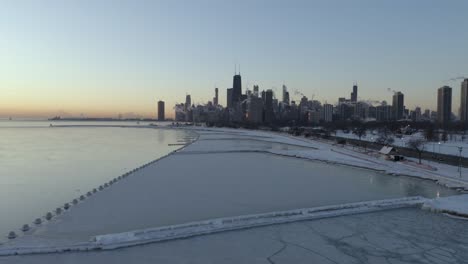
[
  {"left": 264, "top": 89, "right": 274, "bottom": 123},
  {"left": 461, "top": 79, "right": 468, "bottom": 123},
  {"left": 437, "top": 86, "right": 452, "bottom": 124},
  {"left": 232, "top": 73, "right": 242, "bottom": 105},
  {"left": 185, "top": 94, "right": 191, "bottom": 111},
  {"left": 213, "top": 88, "right": 219, "bottom": 106},
  {"left": 392, "top": 92, "right": 404, "bottom": 120},
  {"left": 322, "top": 104, "right": 333, "bottom": 122},
  {"left": 351, "top": 83, "right": 358, "bottom": 102},
  {"left": 226, "top": 88, "right": 233, "bottom": 108},
  {"left": 246, "top": 96, "right": 264, "bottom": 123},
  {"left": 282, "top": 85, "right": 290, "bottom": 105},
  {"left": 253, "top": 85, "right": 259, "bottom": 98},
  {"left": 157, "top": 100, "right": 165, "bottom": 121}
]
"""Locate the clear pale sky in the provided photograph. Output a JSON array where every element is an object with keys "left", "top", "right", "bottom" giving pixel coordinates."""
[{"left": 1, "top": 0, "right": 468, "bottom": 119}]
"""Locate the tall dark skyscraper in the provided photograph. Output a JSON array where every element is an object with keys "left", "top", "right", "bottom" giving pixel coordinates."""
[
  {"left": 351, "top": 83, "right": 358, "bottom": 102},
  {"left": 232, "top": 73, "right": 242, "bottom": 104},
  {"left": 282, "top": 85, "right": 290, "bottom": 105},
  {"left": 392, "top": 92, "right": 404, "bottom": 120},
  {"left": 213, "top": 88, "right": 219, "bottom": 106},
  {"left": 226, "top": 88, "right": 233, "bottom": 108},
  {"left": 264, "top": 89, "right": 274, "bottom": 123},
  {"left": 461, "top": 79, "right": 468, "bottom": 123},
  {"left": 157, "top": 100, "right": 165, "bottom": 121},
  {"left": 437, "top": 86, "right": 452, "bottom": 124},
  {"left": 185, "top": 94, "right": 191, "bottom": 111}
]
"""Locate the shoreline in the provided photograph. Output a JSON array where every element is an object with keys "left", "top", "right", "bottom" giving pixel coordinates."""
[{"left": 187, "top": 126, "right": 468, "bottom": 191}]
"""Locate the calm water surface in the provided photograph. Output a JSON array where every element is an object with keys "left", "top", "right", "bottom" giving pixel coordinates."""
[{"left": 0, "top": 121, "right": 188, "bottom": 237}]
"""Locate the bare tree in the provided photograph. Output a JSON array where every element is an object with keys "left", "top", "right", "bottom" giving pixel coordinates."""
[
  {"left": 376, "top": 127, "right": 394, "bottom": 145},
  {"left": 406, "top": 138, "right": 426, "bottom": 164},
  {"left": 353, "top": 123, "right": 367, "bottom": 141},
  {"left": 424, "top": 126, "right": 435, "bottom": 141},
  {"left": 441, "top": 131, "right": 448, "bottom": 143}
]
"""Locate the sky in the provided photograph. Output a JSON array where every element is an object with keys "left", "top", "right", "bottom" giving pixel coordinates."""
[{"left": 1, "top": 0, "right": 468, "bottom": 119}]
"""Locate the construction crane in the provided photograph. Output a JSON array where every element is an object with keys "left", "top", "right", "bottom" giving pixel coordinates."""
[{"left": 445, "top": 76, "right": 466, "bottom": 82}]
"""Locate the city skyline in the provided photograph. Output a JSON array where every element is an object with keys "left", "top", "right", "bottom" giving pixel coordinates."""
[{"left": 1, "top": 0, "right": 468, "bottom": 119}]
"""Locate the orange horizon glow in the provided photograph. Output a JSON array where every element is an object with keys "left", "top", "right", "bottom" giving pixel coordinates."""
[{"left": 0, "top": 106, "right": 175, "bottom": 119}]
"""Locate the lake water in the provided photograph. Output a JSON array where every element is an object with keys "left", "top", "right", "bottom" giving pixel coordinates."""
[{"left": 0, "top": 120, "right": 188, "bottom": 238}]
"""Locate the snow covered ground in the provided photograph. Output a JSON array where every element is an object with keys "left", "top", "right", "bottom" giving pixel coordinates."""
[
  {"left": 1, "top": 126, "right": 467, "bottom": 263},
  {"left": 423, "top": 194, "right": 468, "bottom": 217},
  {"left": 335, "top": 130, "right": 468, "bottom": 157}
]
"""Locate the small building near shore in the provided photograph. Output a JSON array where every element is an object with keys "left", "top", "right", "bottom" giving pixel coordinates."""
[{"left": 379, "top": 146, "right": 404, "bottom": 161}]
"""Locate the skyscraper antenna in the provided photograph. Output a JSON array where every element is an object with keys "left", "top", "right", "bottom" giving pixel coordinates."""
[{"left": 239, "top": 64, "right": 240, "bottom": 75}]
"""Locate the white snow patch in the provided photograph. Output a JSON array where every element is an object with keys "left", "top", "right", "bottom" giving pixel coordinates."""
[{"left": 423, "top": 194, "right": 468, "bottom": 218}]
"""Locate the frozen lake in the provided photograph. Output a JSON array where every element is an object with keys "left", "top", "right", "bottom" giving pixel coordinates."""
[
  {"left": 1, "top": 126, "right": 461, "bottom": 248},
  {"left": 22, "top": 150, "right": 458, "bottom": 243},
  {"left": 0, "top": 121, "right": 188, "bottom": 239}
]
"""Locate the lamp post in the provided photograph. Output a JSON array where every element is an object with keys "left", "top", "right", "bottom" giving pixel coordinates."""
[
  {"left": 437, "top": 142, "right": 441, "bottom": 163},
  {"left": 458, "top": 147, "right": 463, "bottom": 178}
]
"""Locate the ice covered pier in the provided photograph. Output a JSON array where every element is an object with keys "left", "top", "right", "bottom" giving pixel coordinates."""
[{"left": 0, "top": 196, "right": 426, "bottom": 256}]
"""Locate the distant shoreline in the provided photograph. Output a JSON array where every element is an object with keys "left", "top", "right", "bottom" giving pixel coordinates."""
[{"left": 48, "top": 117, "right": 171, "bottom": 122}]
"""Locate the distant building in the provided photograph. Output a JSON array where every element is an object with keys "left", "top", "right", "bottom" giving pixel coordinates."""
[
  {"left": 366, "top": 106, "right": 377, "bottom": 119},
  {"left": 157, "top": 100, "right": 165, "bottom": 121},
  {"left": 376, "top": 105, "right": 392, "bottom": 122},
  {"left": 232, "top": 73, "right": 242, "bottom": 105},
  {"left": 392, "top": 92, "right": 404, "bottom": 120},
  {"left": 213, "top": 88, "right": 219, "bottom": 106},
  {"left": 185, "top": 95, "right": 191, "bottom": 111},
  {"left": 309, "top": 111, "right": 321, "bottom": 124},
  {"left": 246, "top": 97, "right": 264, "bottom": 123},
  {"left": 412, "top": 107, "right": 421, "bottom": 122},
  {"left": 354, "top": 102, "right": 366, "bottom": 119},
  {"left": 423, "top": 109, "right": 431, "bottom": 120},
  {"left": 282, "top": 85, "right": 290, "bottom": 105},
  {"left": 338, "top": 103, "right": 353, "bottom": 121},
  {"left": 351, "top": 83, "right": 358, "bottom": 102},
  {"left": 253, "top": 85, "right": 259, "bottom": 98},
  {"left": 174, "top": 103, "right": 186, "bottom": 122},
  {"left": 461, "top": 79, "right": 468, "bottom": 123},
  {"left": 437, "top": 86, "right": 452, "bottom": 124},
  {"left": 264, "top": 89, "right": 274, "bottom": 123},
  {"left": 227, "top": 88, "right": 233, "bottom": 108}
]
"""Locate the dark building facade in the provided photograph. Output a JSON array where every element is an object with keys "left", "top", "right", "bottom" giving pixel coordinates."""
[
  {"left": 185, "top": 94, "right": 191, "bottom": 111},
  {"left": 226, "top": 88, "right": 233, "bottom": 109},
  {"left": 392, "top": 92, "right": 404, "bottom": 120},
  {"left": 351, "top": 84, "right": 358, "bottom": 102},
  {"left": 437, "top": 86, "right": 452, "bottom": 124},
  {"left": 264, "top": 89, "right": 274, "bottom": 123},
  {"left": 157, "top": 100, "right": 165, "bottom": 121},
  {"left": 213, "top": 88, "right": 219, "bottom": 106},
  {"left": 232, "top": 74, "right": 242, "bottom": 105},
  {"left": 461, "top": 79, "right": 468, "bottom": 123}
]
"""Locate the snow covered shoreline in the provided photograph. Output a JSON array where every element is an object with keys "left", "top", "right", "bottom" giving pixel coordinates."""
[
  {"left": 423, "top": 194, "right": 468, "bottom": 218},
  {"left": 184, "top": 126, "right": 468, "bottom": 191}
]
